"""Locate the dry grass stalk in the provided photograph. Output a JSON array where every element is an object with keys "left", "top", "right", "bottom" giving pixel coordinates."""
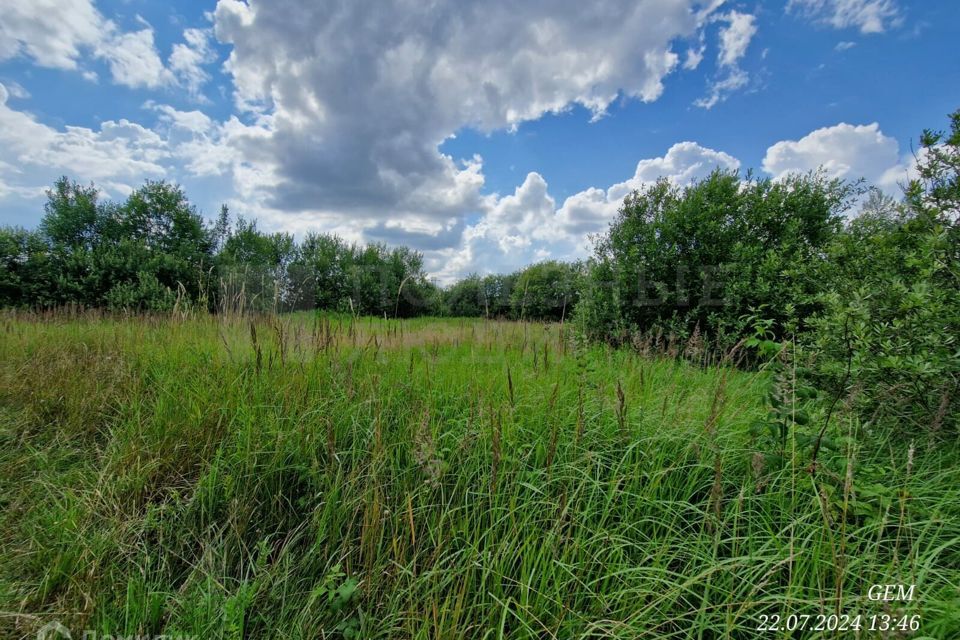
[
  {"left": 708, "top": 453, "right": 724, "bottom": 528},
  {"left": 576, "top": 380, "right": 585, "bottom": 443},
  {"left": 703, "top": 373, "right": 728, "bottom": 438},
  {"left": 413, "top": 408, "right": 441, "bottom": 489}
]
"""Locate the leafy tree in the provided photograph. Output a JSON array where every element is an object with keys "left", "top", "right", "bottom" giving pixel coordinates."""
[
  {"left": 803, "top": 110, "right": 960, "bottom": 436},
  {"left": 120, "top": 181, "right": 212, "bottom": 256},
  {"left": 347, "top": 243, "right": 391, "bottom": 315},
  {"left": 481, "top": 273, "right": 515, "bottom": 317},
  {"left": 292, "top": 233, "right": 435, "bottom": 316},
  {"left": 444, "top": 274, "right": 485, "bottom": 317},
  {"left": 510, "top": 261, "right": 581, "bottom": 321},
  {"left": 40, "top": 177, "right": 101, "bottom": 250},
  {"left": 213, "top": 204, "right": 232, "bottom": 253},
  {"left": 0, "top": 227, "right": 53, "bottom": 307},
  {"left": 38, "top": 178, "right": 104, "bottom": 305},
  {"left": 442, "top": 273, "right": 518, "bottom": 318},
  {"left": 584, "top": 169, "right": 855, "bottom": 346},
  {"left": 106, "top": 181, "right": 214, "bottom": 309},
  {"left": 297, "top": 233, "right": 353, "bottom": 311},
  {"left": 217, "top": 216, "right": 297, "bottom": 312},
  {"left": 33, "top": 178, "right": 216, "bottom": 310},
  {"left": 390, "top": 245, "right": 435, "bottom": 317}
]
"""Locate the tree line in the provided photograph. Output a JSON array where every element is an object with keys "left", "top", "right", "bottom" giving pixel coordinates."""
[{"left": 0, "top": 179, "right": 583, "bottom": 319}]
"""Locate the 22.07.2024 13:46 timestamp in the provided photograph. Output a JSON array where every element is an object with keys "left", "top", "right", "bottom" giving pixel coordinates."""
[{"left": 756, "top": 613, "right": 921, "bottom": 633}]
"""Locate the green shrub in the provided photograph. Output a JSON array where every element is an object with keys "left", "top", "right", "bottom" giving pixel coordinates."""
[
  {"left": 582, "top": 169, "right": 855, "bottom": 349},
  {"left": 801, "top": 110, "right": 960, "bottom": 438}
]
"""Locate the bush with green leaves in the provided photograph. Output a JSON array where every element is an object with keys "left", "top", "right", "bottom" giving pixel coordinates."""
[
  {"left": 0, "top": 177, "right": 445, "bottom": 317},
  {"left": 442, "top": 274, "right": 486, "bottom": 317},
  {"left": 580, "top": 169, "right": 855, "bottom": 347},
  {"left": 0, "top": 227, "right": 53, "bottom": 307},
  {"left": 292, "top": 237, "right": 439, "bottom": 317},
  {"left": 801, "top": 110, "right": 960, "bottom": 438},
  {"left": 2, "top": 177, "right": 217, "bottom": 311},
  {"left": 509, "top": 260, "right": 581, "bottom": 321}
]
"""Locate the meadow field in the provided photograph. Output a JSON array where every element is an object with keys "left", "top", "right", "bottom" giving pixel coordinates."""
[{"left": 1, "top": 312, "right": 956, "bottom": 638}]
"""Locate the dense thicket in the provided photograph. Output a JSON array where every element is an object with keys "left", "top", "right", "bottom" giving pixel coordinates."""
[
  {"left": 576, "top": 170, "right": 855, "bottom": 345},
  {"left": 576, "top": 109, "right": 960, "bottom": 437},
  {"left": 443, "top": 261, "right": 582, "bottom": 321},
  {"left": 802, "top": 114, "right": 960, "bottom": 436},
  {"left": 2, "top": 180, "right": 214, "bottom": 310}
]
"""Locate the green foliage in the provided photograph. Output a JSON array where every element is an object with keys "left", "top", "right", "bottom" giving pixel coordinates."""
[
  {"left": 573, "top": 256, "right": 623, "bottom": 341},
  {"left": 102, "top": 271, "right": 178, "bottom": 311},
  {"left": 6, "top": 177, "right": 216, "bottom": 311},
  {"left": 803, "top": 178, "right": 960, "bottom": 436},
  {"left": 440, "top": 264, "right": 579, "bottom": 321},
  {"left": 480, "top": 272, "right": 515, "bottom": 317},
  {"left": 748, "top": 354, "right": 820, "bottom": 471},
  {"left": 578, "top": 107, "right": 960, "bottom": 442},
  {"left": 509, "top": 260, "right": 581, "bottom": 321},
  {"left": 583, "top": 169, "right": 855, "bottom": 347},
  {"left": 906, "top": 108, "right": 960, "bottom": 218},
  {"left": 0, "top": 227, "right": 54, "bottom": 307},
  {"left": 40, "top": 177, "right": 101, "bottom": 249},
  {"left": 220, "top": 217, "right": 295, "bottom": 269},
  {"left": 0, "top": 177, "right": 444, "bottom": 317},
  {"left": 443, "top": 273, "right": 486, "bottom": 317},
  {"left": 217, "top": 217, "right": 299, "bottom": 313},
  {"left": 292, "top": 234, "right": 439, "bottom": 317},
  {"left": 310, "top": 565, "right": 362, "bottom": 638},
  {"left": 442, "top": 272, "right": 518, "bottom": 318},
  {"left": 108, "top": 180, "right": 215, "bottom": 308}
]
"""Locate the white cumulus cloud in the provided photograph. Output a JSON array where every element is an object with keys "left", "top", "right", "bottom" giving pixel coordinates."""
[
  {"left": 209, "top": 0, "right": 724, "bottom": 245},
  {"left": 0, "top": 87, "right": 248, "bottom": 231},
  {"left": 433, "top": 142, "right": 740, "bottom": 282},
  {"left": 96, "top": 27, "right": 173, "bottom": 89},
  {"left": 0, "top": 0, "right": 103, "bottom": 70},
  {"left": 718, "top": 11, "right": 757, "bottom": 67},
  {"left": 0, "top": 83, "right": 169, "bottom": 199},
  {"left": 169, "top": 28, "right": 217, "bottom": 100},
  {"left": 0, "top": 1, "right": 217, "bottom": 94},
  {"left": 763, "top": 122, "right": 914, "bottom": 194}
]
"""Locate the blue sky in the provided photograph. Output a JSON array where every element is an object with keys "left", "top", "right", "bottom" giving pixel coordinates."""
[{"left": 0, "top": 0, "right": 956, "bottom": 280}]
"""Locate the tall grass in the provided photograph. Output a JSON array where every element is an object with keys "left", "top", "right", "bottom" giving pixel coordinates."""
[{"left": 0, "top": 312, "right": 956, "bottom": 638}]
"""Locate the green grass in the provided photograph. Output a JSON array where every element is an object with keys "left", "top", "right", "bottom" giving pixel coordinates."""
[{"left": 0, "top": 312, "right": 957, "bottom": 639}]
